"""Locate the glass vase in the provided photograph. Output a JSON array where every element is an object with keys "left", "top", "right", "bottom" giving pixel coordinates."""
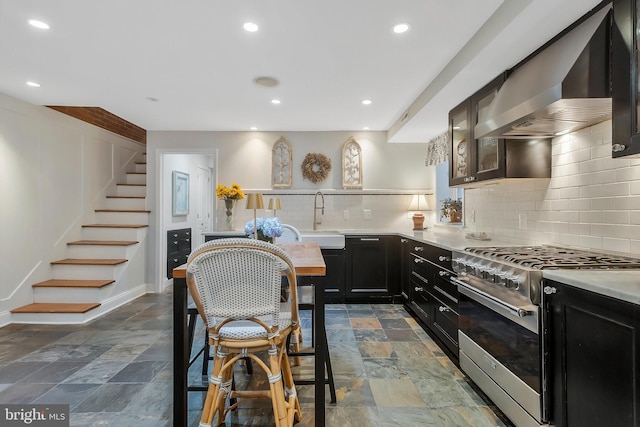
[{"left": 224, "top": 199, "right": 236, "bottom": 230}]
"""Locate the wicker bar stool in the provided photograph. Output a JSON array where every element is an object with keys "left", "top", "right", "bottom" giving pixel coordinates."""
[{"left": 186, "top": 238, "right": 301, "bottom": 427}]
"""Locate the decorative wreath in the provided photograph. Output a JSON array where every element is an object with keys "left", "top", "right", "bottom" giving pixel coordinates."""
[{"left": 301, "top": 152, "right": 332, "bottom": 183}]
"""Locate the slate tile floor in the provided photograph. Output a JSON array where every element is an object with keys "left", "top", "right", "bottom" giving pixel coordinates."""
[{"left": 0, "top": 289, "right": 514, "bottom": 427}]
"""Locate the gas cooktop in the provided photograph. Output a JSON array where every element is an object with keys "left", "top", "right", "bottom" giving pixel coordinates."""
[{"left": 464, "top": 245, "right": 640, "bottom": 270}]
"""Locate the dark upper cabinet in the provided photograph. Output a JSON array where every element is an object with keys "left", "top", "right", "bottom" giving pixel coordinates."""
[
  {"left": 612, "top": 0, "right": 640, "bottom": 157},
  {"left": 449, "top": 74, "right": 507, "bottom": 186},
  {"left": 449, "top": 73, "right": 552, "bottom": 187}
]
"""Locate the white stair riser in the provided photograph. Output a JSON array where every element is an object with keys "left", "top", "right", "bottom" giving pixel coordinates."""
[
  {"left": 134, "top": 164, "right": 146, "bottom": 173},
  {"left": 52, "top": 263, "right": 127, "bottom": 280},
  {"left": 95, "top": 211, "right": 149, "bottom": 224},
  {"left": 106, "top": 197, "right": 146, "bottom": 210},
  {"left": 67, "top": 244, "right": 137, "bottom": 259},
  {"left": 116, "top": 185, "right": 146, "bottom": 197},
  {"left": 82, "top": 227, "right": 147, "bottom": 241},
  {"left": 34, "top": 286, "right": 112, "bottom": 303},
  {"left": 126, "top": 174, "right": 146, "bottom": 185}
]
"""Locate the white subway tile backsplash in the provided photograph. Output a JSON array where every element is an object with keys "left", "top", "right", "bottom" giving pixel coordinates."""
[
  {"left": 602, "top": 237, "right": 630, "bottom": 253},
  {"left": 465, "top": 121, "right": 640, "bottom": 254}
]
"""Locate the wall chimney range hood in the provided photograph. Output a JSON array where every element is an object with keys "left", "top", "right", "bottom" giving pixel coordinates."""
[{"left": 475, "top": 6, "right": 612, "bottom": 139}]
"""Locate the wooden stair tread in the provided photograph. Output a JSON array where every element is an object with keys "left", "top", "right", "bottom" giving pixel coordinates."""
[
  {"left": 82, "top": 224, "right": 148, "bottom": 228},
  {"left": 33, "top": 279, "right": 115, "bottom": 288},
  {"left": 12, "top": 303, "right": 100, "bottom": 314},
  {"left": 68, "top": 240, "right": 138, "bottom": 246},
  {"left": 106, "top": 196, "right": 145, "bottom": 199},
  {"left": 117, "top": 183, "right": 146, "bottom": 187},
  {"left": 127, "top": 172, "right": 146, "bottom": 175},
  {"left": 51, "top": 258, "right": 128, "bottom": 266},
  {"left": 94, "top": 209, "right": 150, "bottom": 214}
]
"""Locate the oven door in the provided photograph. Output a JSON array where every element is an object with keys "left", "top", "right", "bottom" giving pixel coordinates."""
[{"left": 455, "top": 276, "right": 546, "bottom": 425}]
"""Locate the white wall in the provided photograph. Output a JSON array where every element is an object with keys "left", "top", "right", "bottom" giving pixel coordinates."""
[
  {"left": 147, "top": 130, "right": 433, "bottom": 288},
  {"left": 464, "top": 120, "right": 640, "bottom": 255},
  {"left": 0, "top": 92, "right": 146, "bottom": 322}
]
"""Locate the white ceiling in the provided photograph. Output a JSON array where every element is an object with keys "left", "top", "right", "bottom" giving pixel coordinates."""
[{"left": 0, "top": 0, "right": 604, "bottom": 143}]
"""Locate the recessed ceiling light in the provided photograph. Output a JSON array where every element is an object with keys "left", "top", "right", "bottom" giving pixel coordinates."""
[
  {"left": 361, "top": 99, "right": 372, "bottom": 105},
  {"left": 271, "top": 99, "right": 281, "bottom": 105},
  {"left": 243, "top": 22, "right": 259, "bottom": 32},
  {"left": 250, "top": 126, "right": 258, "bottom": 131},
  {"left": 254, "top": 76, "right": 279, "bottom": 87},
  {"left": 146, "top": 96, "right": 159, "bottom": 102},
  {"left": 28, "top": 19, "right": 50, "bottom": 30},
  {"left": 393, "top": 23, "right": 410, "bottom": 34},
  {"left": 26, "top": 81, "right": 41, "bottom": 87}
]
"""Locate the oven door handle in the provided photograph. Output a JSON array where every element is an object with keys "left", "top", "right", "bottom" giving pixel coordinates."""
[{"left": 454, "top": 277, "right": 532, "bottom": 318}]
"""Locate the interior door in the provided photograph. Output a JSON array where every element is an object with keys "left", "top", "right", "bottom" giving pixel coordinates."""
[{"left": 195, "top": 166, "right": 212, "bottom": 246}]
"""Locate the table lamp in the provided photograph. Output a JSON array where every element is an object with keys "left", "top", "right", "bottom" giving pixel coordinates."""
[
  {"left": 268, "top": 197, "right": 282, "bottom": 216},
  {"left": 245, "top": 193, "right": 264, "bottom": 239},
  {"left": 408, "top": 194, "right": 429, "bottom": 230}
]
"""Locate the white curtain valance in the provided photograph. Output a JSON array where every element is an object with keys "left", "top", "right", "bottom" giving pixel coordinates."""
[{"left": 424, "top": 131, "right": 449, "bottom": 166}]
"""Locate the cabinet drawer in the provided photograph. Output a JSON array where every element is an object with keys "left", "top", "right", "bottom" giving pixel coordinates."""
[
  {"left": 410, "top": 279, "right": 431, "bottom": 324},
  {"left": 431, "top": 293, "right": 459, "bottom": 354},
  {"left": 431, "top": 271, "right": 458, "bottom": 305},
  {"left": 168, "top": 239, "right": 180, "bottom": 254},
  {"left": 167, "top": 254, "right": 188, "bottom": 279},
  {"left": 429, "top": 245, "right": 453, "bottom": 270}
]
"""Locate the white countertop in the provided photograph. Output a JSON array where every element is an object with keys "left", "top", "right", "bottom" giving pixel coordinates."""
[
  {"left": 204, "top": 229, "right": 640, "bottom": 306},
  {"left": 543, "top": 270, "right": 640, "bottom": 305}
]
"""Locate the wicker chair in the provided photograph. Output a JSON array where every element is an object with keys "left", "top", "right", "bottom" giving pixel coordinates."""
[{"left": 186, "top": 238, "right": 301, "bottom": 427}]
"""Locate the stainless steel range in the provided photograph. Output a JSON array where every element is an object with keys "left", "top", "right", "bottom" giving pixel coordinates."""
[{"left": 451, "top": 245, "right": 640, "bottom": 427}]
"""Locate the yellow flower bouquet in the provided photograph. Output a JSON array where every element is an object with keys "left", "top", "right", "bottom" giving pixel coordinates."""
[
  {"left": 216, "top": 183, "right": 245, "bottom": 200},
  {"left": 216, "top": 183, "right": 244, "bottom": 230}
]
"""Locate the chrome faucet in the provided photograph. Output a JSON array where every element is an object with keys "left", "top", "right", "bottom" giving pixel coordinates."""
[{"left": 313, "top": 191, "right": 324, "bottom": 230}]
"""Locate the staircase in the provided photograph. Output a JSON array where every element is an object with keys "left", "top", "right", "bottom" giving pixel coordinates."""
[{"left": 11, "top": 155, "right": 150, "bottom": 324}]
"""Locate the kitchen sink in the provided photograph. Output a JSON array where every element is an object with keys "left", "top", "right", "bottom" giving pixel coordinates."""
[{"left": 299, "top": 230, "right": 345, "bottom": 249}]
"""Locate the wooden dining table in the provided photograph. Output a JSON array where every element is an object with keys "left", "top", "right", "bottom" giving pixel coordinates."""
[{"left": 172, "top": 241, "right": 327, "bottom": 427}]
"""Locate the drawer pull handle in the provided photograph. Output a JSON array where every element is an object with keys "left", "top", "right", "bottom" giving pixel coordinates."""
[
  {"left": 484, "top": 355, "right": 497, "bottom": 370},
  {"left": 414, "top": 246, "right": 424, "bottom": 251},
  {"left": 360, "top": 238, "right": 379, "bottom": 241},
  {"left": 173, "top": 241, "right": 178, "bottom": 245},
  {"left": 438, "top": 306, "right": 450, "bottom": 312},
  {"left": 173, "top": 258, "right": 178, "bottom": 262},
  {"left": 401, "top": 239, "right": 408, "bottom": 243},
  {"left": 438, "top": 256, "right": 450, "bottom": 262},
  {"left": 438, "top": 271, "right": 449, "bottom": 277},
  {"left": 414, "top": 258, "right": 425, "bottom": 264},
  {"left": 414, "top": 287, "right": 424, "bottom": 292}
]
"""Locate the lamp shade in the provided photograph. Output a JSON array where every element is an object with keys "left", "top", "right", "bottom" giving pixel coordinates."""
[
  {"left": 408, "top": 194, "right": 429, "bottom": 211},
  {"left": 267, "top": 197, "right": 282, "bottom": 211},
  {"left": 245, "top": 193, "right": 264, "bottom": 209}
]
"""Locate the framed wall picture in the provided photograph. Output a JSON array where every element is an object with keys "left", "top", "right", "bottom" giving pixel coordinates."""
[
  {"left": 172, "top": 171, "right": 189, "bottom": 216},
  {"left": 272, "top": 136, "right": 292, "bottom": 188},
  {"left": 342, "top": 137, "right": 362, "bottom": 189}
]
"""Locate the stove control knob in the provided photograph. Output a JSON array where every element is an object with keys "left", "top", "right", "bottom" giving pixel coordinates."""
[
  {"left": 505, "top": 275, "right": 520, "bottom": 290},
  {"left": 494, "top": 271, "right": 507, "bottom": 285}
]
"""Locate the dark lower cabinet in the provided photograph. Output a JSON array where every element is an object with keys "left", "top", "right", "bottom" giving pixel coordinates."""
[
  {"left": 406, "top": 240, "right": 459, "bottom": 361},
  {"left": 399, "top": 237, "right": 412, "bottom": 303},
  {"left": 544, "top": 280, "right": 640, "bottom": 427},
  {"left": 299, "top": 248, "right": 345, "bottom": 303},
  {"left": 345, "top": 236, "right": 398, "bottom": 302},
  {"left": 167, "top": 228, "right": 192, "bottom": 278}
]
